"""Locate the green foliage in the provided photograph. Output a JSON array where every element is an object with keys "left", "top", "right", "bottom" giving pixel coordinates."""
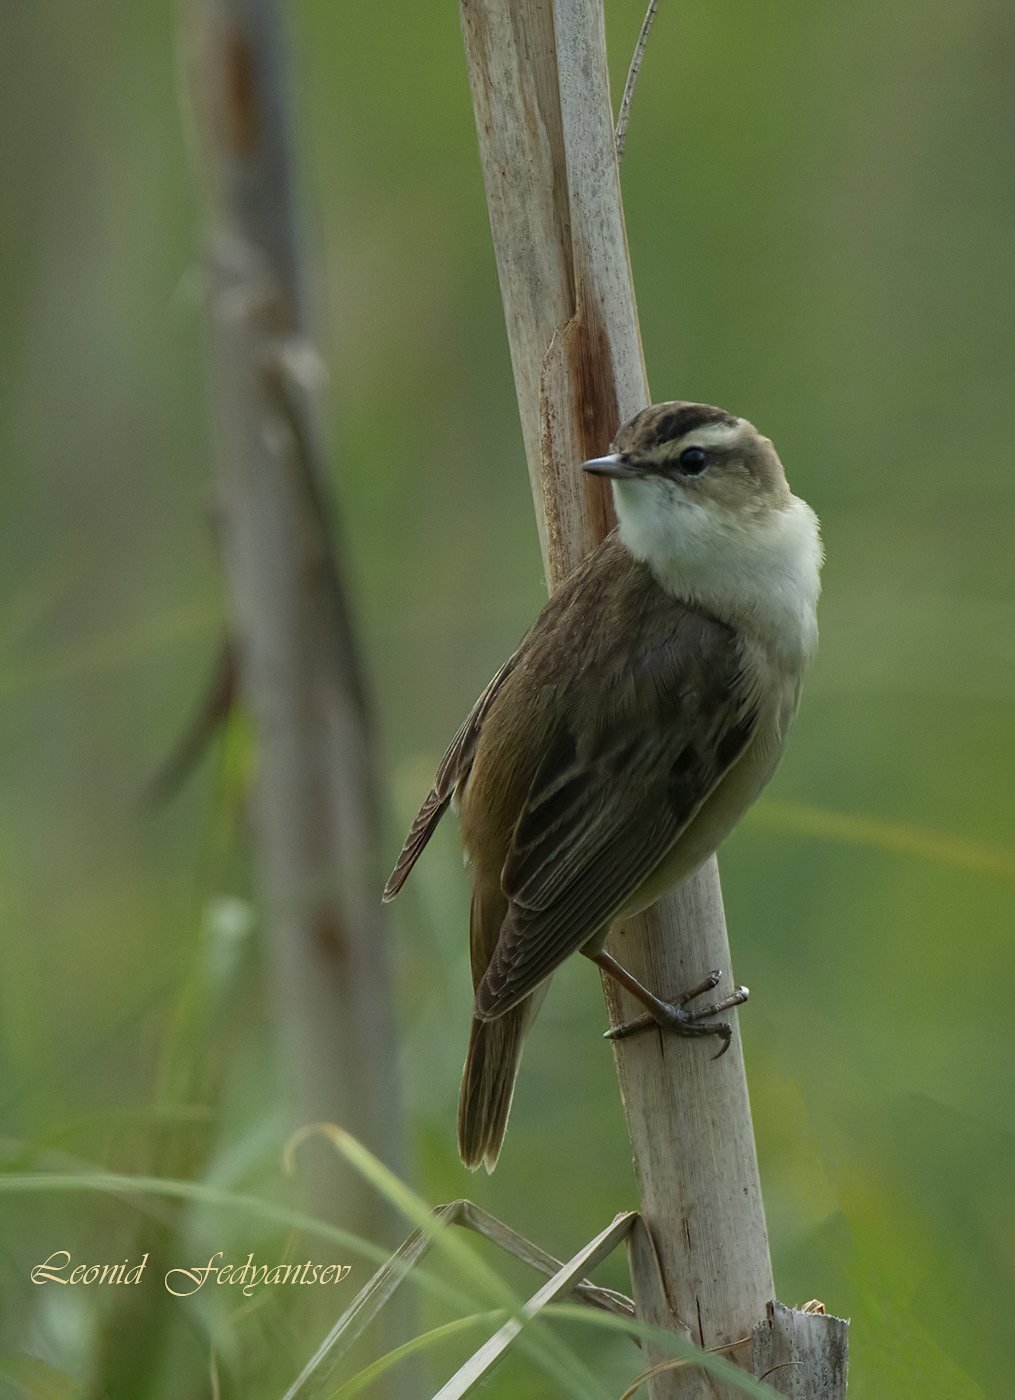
[{"left": 1, "top": 0, "right": 1012, "bottom": 1396}]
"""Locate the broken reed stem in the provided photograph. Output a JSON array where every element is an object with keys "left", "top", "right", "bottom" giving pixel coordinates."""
[{"left": 459, "top": 2, "right": 775, "bottom": 1395}]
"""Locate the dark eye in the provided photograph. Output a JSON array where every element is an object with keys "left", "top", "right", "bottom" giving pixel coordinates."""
[{"left": 678, "top": 446, "right": 708, "bottom": 475}]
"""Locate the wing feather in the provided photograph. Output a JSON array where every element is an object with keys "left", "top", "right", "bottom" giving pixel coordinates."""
[
  {"left": 476, "top": 618, "right": 758, "bottom": 1017},
  {"left": 383, "top": 652, "right": 520, "bottom": 901}
]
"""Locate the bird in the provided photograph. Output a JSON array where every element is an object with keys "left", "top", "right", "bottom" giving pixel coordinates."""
[{"left": 384, "top": 401, "right": 822, "bottom": 1171}]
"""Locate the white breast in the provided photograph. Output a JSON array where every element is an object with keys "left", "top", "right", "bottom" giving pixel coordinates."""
[{"left": 614, "top": 478, "right": 822, "bottom": 670}]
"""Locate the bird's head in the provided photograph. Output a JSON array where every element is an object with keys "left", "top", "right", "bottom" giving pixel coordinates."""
[
  {"left": 583, "top": 401, "right": 821, "bottom": 645},
  {"left": 582, "top": 400, "right": 791, "bottom": 521}
]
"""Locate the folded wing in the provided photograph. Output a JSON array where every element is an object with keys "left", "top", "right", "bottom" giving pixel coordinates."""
[{"left": 476, "top": 610, "right": 759, "bottom": 1017}]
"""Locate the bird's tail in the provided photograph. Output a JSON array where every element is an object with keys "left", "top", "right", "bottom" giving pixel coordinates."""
[
  {"left": 459, "top": 875, "right": 549, "bottom": 1171},
  {"left": 457, "top": 1001, "right": 533, "bottom": 1173}
]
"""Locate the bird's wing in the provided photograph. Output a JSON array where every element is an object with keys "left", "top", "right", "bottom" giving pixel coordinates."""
[
  {"left": 476, "top": 611, "right": 760, "bottom": 1016},
  {"left": 383, "top": 652, "right": 520, "bottom": 901}
]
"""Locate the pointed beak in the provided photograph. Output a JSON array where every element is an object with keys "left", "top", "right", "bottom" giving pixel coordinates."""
[{"left": 581, "top": 453, "right": 639, "bottom": 480}]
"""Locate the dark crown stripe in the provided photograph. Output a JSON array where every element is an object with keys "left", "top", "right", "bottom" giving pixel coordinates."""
[{"left": 650, "top": 403, "right": 737, "bottom": 445}]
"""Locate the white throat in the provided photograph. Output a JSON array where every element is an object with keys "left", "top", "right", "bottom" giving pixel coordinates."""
[{"left": 613, "top": 477, "right": 822, "bottom": 663}]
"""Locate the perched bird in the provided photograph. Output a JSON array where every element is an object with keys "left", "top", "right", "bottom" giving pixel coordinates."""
[{"left": 384, "top": 401, "right": 822, "bottom": 1171}]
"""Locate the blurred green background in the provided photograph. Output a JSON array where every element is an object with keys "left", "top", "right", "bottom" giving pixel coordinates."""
[{"left": 1, "top": 0, "right": 1013, "bottom": 1396}]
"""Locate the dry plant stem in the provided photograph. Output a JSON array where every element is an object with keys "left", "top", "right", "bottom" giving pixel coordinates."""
[
  {"left": 434, "top": 1212, "right": 637, "bottom": 1399},
  {"left": 183, "top": 0, "right": 403, "bottom": 1237},
  {"left": 461, "top": 1, "right": 775, "bottom": 1395},
  {"left": 144, "top": 637, "right": 237, "bottom": 804},
  {"left": 282, "top": 1201, "right": 634, "bottom": 1400},
  {"left": 751, "top": 1303, "right": 849, "bottom": 1399},
  {"left": 615, "top": 0, "right": 660, "bottom": 161}
]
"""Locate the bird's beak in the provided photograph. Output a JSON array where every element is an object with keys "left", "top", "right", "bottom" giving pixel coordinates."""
[{"left": 581, "top": 453, "right": 639, "bottom": 479}]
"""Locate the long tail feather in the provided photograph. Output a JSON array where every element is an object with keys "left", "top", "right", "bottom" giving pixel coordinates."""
[{"left": 457, "top": 1003, "right": 530, "bottom": 1172}]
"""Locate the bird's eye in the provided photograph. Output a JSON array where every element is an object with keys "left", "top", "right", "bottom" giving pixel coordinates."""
[{"left": 678, "top": 446, "right": 708, "bottom": 475}]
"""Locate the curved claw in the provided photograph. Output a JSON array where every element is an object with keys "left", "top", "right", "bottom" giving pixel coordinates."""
[
  {"left": 710, "top": 1023, "right": 734, "bottom": 1060},
  {"left": 605, "top": 977, "right": 750, "bottom": 1048}
]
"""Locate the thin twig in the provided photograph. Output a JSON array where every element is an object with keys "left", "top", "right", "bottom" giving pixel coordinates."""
[
  {"left": 434, "top": 1212, "right": 637, "bottom": 1398},
  {"left": 615, "top": 0, "right": 659, "bottom": 162},
  {"left": 280, "top": 1202, "right": 635, "bottom": 1400},
  {"left": 617, "top": 1337, "right": 754, "bottom": 1400},
  {"left": 143, "top": 636, "right": 236, "bottom": 805}
]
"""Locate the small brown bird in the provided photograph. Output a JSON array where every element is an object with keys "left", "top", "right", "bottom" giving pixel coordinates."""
[{"left": 385, "top": 402, "right": 822, "bottom": 1170}]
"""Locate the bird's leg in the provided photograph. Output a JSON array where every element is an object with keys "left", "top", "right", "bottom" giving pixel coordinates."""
[{"left": 588, "top": 949, "right": 749, "bottom": 1058}]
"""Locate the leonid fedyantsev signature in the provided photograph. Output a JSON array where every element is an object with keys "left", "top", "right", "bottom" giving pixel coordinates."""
[{"left": 31, "top": 1250, "right": 352, "bottom": 1297}]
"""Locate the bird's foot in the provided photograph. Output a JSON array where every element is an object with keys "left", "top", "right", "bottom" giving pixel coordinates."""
[{"left": 603, "top": 970, "right": 749, "bottom": 1058}]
